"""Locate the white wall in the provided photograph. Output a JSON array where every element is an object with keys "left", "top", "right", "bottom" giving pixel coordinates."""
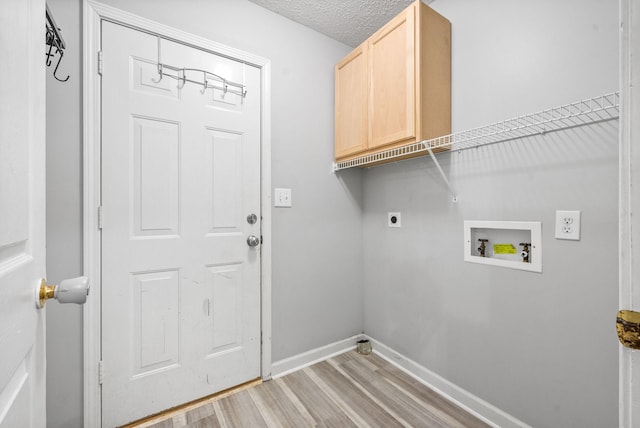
[
  {"left": 362, "top": 0, "right": 619, "bottom": 427},
  {"left": 45, "top": 1, "right": 361, "bottom": 427}
]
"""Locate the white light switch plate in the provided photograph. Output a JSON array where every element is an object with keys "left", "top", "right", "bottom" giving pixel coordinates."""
[
  {"left": 555, "top": 210, "right": 580, "bottom": 240},
  {"left": 274, "top": 188, "right": 292, "bottom": 207}
]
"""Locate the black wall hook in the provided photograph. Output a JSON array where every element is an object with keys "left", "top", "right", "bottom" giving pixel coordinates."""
[
  {"left": 46, "top": 4, "right": 70, "bottom": 83},
  {"left": 52, "top": 50, "right": 69, "bottom": 82}
]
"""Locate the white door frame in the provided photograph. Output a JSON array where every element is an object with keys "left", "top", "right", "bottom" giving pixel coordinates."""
[
  {"left": 82, "top": 2, "right": 272, "bottom": 425},
  {"left": 619, "top": 0, "right": 640, "bottom": 426}
]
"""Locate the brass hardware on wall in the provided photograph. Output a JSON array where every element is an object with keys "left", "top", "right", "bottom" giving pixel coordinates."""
[
  {"left": 519, "top": 242, "right": 531, "bottom": 263},
  {"left": 477, "top": 239, "right": 488, "bottom": 257},
  {"left": 617, "top": 310, "right": 640, "bottom": 350}
]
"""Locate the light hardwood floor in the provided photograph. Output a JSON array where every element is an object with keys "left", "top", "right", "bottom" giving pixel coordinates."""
[{"left": 132, "top": 351, "right": 491, "bottom": 428}]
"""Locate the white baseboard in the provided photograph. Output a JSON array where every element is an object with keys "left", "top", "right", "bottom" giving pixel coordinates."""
[
  {"left": 366, "top": 336, "right": 531, "bottom": 428},
  {"left": 270, "top": 334, "right": 362, "bottom": 378}
]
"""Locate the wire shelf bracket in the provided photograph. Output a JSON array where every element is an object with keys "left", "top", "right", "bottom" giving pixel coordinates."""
[
  {"left": 427, "top": 147, "right": 458, "bottom": 202},
  {"left": 333, "top": 92, "right": 620, "bottom": 202}
]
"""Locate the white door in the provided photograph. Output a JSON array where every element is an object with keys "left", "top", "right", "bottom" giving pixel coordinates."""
[
  {"left": 620, "top": 1, "right": 640, "bottom": 426},
  {"left": 100, "top": 22, "right": 262, "bottom": 426},
  {"left": 0, "top": 0, "right": 47, "bottom": 427}
]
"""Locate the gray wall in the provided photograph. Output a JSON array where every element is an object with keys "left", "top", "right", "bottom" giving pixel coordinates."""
[
  {"left": 45, "top": 0, "right": 620, "bottom": 427},
  {"left": 45, "top": 1, "right": 361, "bottom": 427},
  {"left": 362, "top": 0, "right": 619, "bottom": 427},
  {"left": 45, "top": 1, "right": 83, "bottom": 427}
]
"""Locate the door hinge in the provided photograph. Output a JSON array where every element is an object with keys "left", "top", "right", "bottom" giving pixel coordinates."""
[
  {"left": 97, "top": 50, "right": 103, "bottom": 76},
  {"left": 260, "top": 235, "right": 263, "bottom": 245},
  {"left": 98, "top": 206, "right": 103, "bottom": 229},
  {"left": 98, "top": 360, "right": 104, "bottom": 385}
]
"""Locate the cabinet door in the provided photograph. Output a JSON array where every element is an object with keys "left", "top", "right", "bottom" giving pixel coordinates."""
[
  {"left": 369, "top": 3, "right": 416, "bottom": 148},
  {"left": 335, "top": 44, "right": 368, "bottom": 159}
]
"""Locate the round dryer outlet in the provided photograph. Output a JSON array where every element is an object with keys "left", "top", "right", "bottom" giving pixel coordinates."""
[{"left": 388, "top": 212, "right": 401, "bottom": 228}]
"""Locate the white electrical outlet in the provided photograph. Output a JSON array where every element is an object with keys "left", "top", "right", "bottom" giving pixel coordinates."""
[
  {"left": 388, "top": 212, "right": 401, "bottom": 228},
  {"left": 555, "top": 210, "right": 581, "bottom": 240},
  {"left": 274, "top": 188, "right": 292, "bottom": 207}
]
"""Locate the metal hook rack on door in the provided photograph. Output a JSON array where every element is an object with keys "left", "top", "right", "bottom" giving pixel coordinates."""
[
  {"left": 151, "top": 37, "right": 247, "bottom": 98},
  {"left": 45, "top": 3, "right": 69, "bottom": 82}
]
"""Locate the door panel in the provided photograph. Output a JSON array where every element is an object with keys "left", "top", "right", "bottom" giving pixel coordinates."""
[
  {"left": 334, "top": 45, "right": 368, "bottom": 158},
  {"left": 132, "top": 269, "right": 181, "bottom": 376},
  {"left": 208, "top": 130, "right": 243, "bottom": 231},
  {"left": 0, "top": 0, "right": 47, "bottom": 427},
  {"left": 206, "top": 264, "right": 242, "bottom": 352},
  {"left": 101, "top": 22, "right": 261, "bottom": 426},
  {"left": 132, "top": 117, "right": 180, "bottom": 236},
  {"left": 369, "top": 4, "right": 416, "bottom": 148}
]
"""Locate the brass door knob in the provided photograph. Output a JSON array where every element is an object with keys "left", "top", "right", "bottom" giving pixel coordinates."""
[
  {"left": 37, "top": 276, "right": 90, "bottom": 308},
  {"left": 38, "top": 280, "right": 56, "bottom": 308}
]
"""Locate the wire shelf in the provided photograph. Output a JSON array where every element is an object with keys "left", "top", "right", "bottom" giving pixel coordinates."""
[{"left": 333, "top": 92, "right": 620, "bottom": 171}]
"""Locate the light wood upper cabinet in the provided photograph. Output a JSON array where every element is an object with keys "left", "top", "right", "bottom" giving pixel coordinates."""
[
  {"left": 334, "top": 0, "right": 451, "bottom": 162},
  {"left": 369, "top": 4, "right": 416, "bottom": 149},
  {"left": 335, "top": 44, "right": 368, "bottom": 159}
]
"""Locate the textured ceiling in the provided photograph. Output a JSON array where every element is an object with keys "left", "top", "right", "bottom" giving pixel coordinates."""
[{"left": 247, "top": 0, "right": 432, "bottom": 47}]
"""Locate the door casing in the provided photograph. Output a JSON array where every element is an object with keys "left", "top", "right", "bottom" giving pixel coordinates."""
[
  {"left": 82, "top": 2, "right": 273, "bottom": 426},
  {"left": 619, "top": 0, "right": 640, "bottom": 426}
]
